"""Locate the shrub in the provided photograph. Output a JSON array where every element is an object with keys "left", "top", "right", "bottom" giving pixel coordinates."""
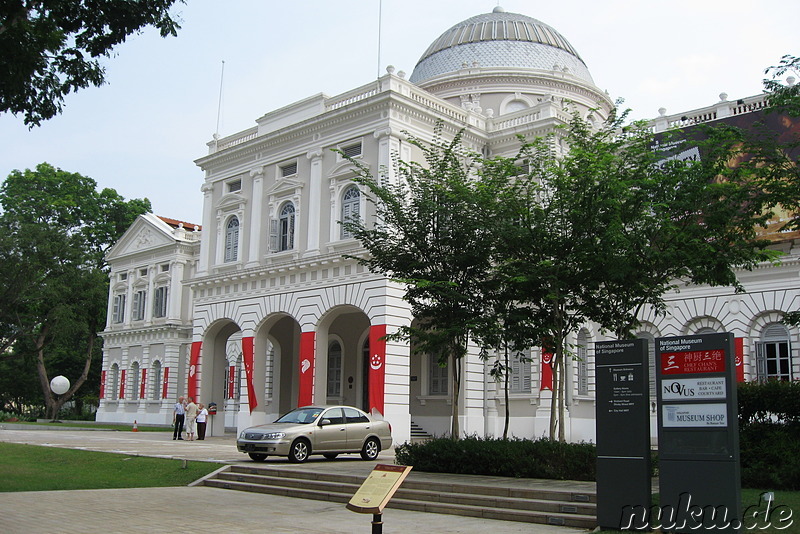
[{"left": 395, "top": 435, "right": 596, "bottom": 480}]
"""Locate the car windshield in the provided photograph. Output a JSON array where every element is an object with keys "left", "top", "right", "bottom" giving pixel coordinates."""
[{"left": 274, "top": 407, "right": 323, "bottom": 424}]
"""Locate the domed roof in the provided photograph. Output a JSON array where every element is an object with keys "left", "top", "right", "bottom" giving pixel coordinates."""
[{"left": 410, "top": 7, "right": 594, "bottom": 85}]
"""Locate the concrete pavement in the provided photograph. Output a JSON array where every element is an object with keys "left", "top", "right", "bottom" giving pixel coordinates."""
[{"left": 0, "top": 425, "right": 591, "bottom": 534}]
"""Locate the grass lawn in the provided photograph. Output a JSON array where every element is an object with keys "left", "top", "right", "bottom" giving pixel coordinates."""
[{"left": 0, "top": 442, "right": 220, "bottom": 492}]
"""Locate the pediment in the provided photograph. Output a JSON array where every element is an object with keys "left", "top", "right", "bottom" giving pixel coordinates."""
[
  {"left": 106, "top": 213, "right": 181, "bottom": 261},
  {"left": 266, "top": 176, "right": 305, "bottom": 197}
]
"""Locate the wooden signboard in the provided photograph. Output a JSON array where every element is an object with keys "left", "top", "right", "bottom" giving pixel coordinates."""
[{"left": 347, "top": 464, "right": 413, "bottom": 514}]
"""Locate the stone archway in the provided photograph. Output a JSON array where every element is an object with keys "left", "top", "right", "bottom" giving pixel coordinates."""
[
  {"left": 315, "top": 306, "right": 371, "bottom": 410},
  {"left": 199, "top": 319, "right": 241, "bottom": 437}
]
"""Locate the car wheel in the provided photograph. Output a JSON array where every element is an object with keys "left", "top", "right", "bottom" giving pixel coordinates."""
[
  {"left": 360, "top": 437, "right": 380, "bottom": 460},
  {"left": 248, "top": 453, "right": 268, "bottom": 462},
  {"left": 289, "top": 439, "right": 310, "bottom": 463},
  {"left": 323, "top": 453, "right": 338, "bottom": 460}
]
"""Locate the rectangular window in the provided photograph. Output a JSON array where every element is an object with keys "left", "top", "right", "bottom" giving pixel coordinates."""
[
  {"left": 756, "top": 341, "right": 792, "bottom": 381},
  {"left": 342, "top": 142, "right": 362, "bottom": 158},
  {"left": 510, "top": 352, "right": 532, "bottom": 393},
  {"left": 132, "top": 290, "right": 146, "bottom": 321},
  {"left": 160, "top": 263, "right": 170, "bottom": 272},
  {"left": 153, "top": 287, "right": 168, "bottom": 318},
  {"left": 119, "top": 273, "right": 127, "bottom": 281},
  {"left": 429, "top": 356, "right": 448, "bottom": 395},
  {"left": 139, "top": 268, "right": 148, "bottom": 277},
  {"left": 227, "top": 179, "right": 242, "bottom": 192},
  {"left": 112, "top": 294, "right": 126, "bottom": 323},
  {"left": 280, "top": 162, "right": 297, "bottom": 177}
]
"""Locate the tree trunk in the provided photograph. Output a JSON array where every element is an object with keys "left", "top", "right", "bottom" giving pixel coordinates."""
[
  {"left": 502, "top": 345, "right": 510, "bottom": 440},
  {"left": 450, "top": 354, "right": 461, "bottom": 438},
  {"left": 549, "top": 351, "right": 559, "bottom": 441},
  {"left": 557, "top": 355, "right": 566, "bottom": 442}
]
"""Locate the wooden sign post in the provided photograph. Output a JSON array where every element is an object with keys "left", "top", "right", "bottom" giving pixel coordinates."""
[{"left": 347, "top": 464, "right": 413, "bottom": 533}]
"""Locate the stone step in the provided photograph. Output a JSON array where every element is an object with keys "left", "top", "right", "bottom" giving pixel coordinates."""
[{"left": 203, "top": 465, "right": 597, "bottom": 528}]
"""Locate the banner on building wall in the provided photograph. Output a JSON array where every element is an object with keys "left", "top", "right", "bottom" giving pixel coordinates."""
[
  {"left": 242, "top": 336, "right": 258, "bottom": 413},
  {"left": 162, "top": 367, "right": 169, "bottom": 400},
  {"left": 368, "top": 324, "right": 387, "bottom": 417},
  {"left": 119, "top": 369, "right": 126, "bottom": 399},
  {"left": 188, "top": 342, "right": 201, "bottom": 400},
  {"left": 140, "top": 368, "right": 147, "bottom": 399},
  {"left": 540, "top": 351, "right": 553, "bottom": 391},
  {"left": 228, "top": 366, "right": 236, "bottom": 399},
  {"left": 298, "top": 331, "right": 316, "bottom": 407},
  {"left": 99, "top": 370, "right": 106, "bottom": 399},
  {"left": 735, "top": 337, "right": 745, "bottom": 382}
]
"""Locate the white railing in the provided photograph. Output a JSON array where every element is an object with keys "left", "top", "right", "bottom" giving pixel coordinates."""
[{"left": 652, "top": 93, "right": 769, "bottom": 133}]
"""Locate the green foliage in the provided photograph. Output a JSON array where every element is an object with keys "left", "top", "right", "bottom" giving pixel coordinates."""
[
  {"left": 0, "top": 163, "right": 150, "bottom": 418},
  {"left": 394, "top": 436, "right": 596, "bottom": 481},
  {"left": 0, "top": 443, "right": 217, "bottom": 492},
  {"left": 0, "top": 0, "right": 183, "bottom": 126},
  {"left": 737, "top": 381, "right": 800, "bottom": 489}
]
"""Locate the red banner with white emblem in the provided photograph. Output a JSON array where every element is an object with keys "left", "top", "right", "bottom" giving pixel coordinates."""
[
  {"left": 298, "top": 331, "right": 315, "bottom": 407},
  {"left": 368, "top": 324, "right": 387, "bottom": 417},
  {"left": 188, "top": 341, "right": 201, "bottom": 400},
  {"left": 99, "top": 370, "right": 106, "bottom": 399},
  {"left": 228, "top": 366, "right": 236, "bottom": 399},
  {"left": 140, "top": 368, "right": 147, "bottom": 399},
  {"left": 119, "top": 369, "right": 126, "bottom": 399},
  {"left": 242, "top": 336, "right": 258, "bottom": 412},
  {"left": 735, "top": 337, "right": 745, "bottom": 382},
  {"left": 540, "top": 351, "right": 553, "bottom": 391},
  {"left": 162, "top": 367, "right": 169, "bottom": 400}
]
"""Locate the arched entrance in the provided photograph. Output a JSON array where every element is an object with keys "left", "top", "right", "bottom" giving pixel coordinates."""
[
  {"left": 199, "top": 319, "right": 241, "bottom": 438},
  {"left": 315, "top": 306, "right": 371, "bottom": 410}
]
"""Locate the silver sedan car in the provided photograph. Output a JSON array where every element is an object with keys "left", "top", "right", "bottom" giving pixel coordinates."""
[{"left": 237, "top": 405, "right": 393, "bottom": 463}]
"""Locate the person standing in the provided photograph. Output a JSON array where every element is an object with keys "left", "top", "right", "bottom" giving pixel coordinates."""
[
  {"left": 172, "top": 396, "right": 186, "bottom": 440},
  {"left": 185, "top": 397, "right": 199, "bottom": 441},
  {"left": 196, "top": 403, "right": 208, "bottom": 440}
]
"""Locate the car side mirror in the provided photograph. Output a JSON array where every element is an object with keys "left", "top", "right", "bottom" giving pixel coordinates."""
[{"left": 319, "top": 418, "right": 331, "bottom": 427}]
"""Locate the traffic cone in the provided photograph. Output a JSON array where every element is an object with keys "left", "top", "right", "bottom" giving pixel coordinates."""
[{"left": 132, "top": 420, "right": 138, "bottom": 432}]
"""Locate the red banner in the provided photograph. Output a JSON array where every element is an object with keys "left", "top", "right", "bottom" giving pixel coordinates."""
[
  {"left": 242, "top": 336, "right": 258, "bottom": 413},
  {"left": 298, "top": 331, "right": 316, "bottom": 407},
  {"left": 140, "top": 368, "right": 147, "bottom": 399},
  {"left": 162, "top": 367, "right": 169, "bottom": 400},
  {"left": 188, "top": 341, "right": 201, "bottom": 400},
  {"left": 119, "top": 369, "right": 126, "bottom": 399},
  {"left": 99, "top": 370, "right": 106, "bottom": 399},
  {"left": 368, "top": 324, "right": 387, "bottom": 417},
  {"left": 735, "top": 337, "right": 745, "bottom": 382},
  {"left": 661, "top": 350, "right": 726, "bottom": 375},
  {"left": 540, "top": 351, "right": 553, "bottom": 391},
  {"left": 228, "top": 366, "right": 236, "bottom": 399}
]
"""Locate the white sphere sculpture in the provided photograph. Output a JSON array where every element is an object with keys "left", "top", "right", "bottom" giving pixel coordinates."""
[{"left": 50, "top": 375, "right": 70, "bottom": 395}]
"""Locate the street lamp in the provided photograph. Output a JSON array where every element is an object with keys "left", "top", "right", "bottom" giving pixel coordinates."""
[{"left": 49, "top": 375, "right": 70, "bottom": 422}]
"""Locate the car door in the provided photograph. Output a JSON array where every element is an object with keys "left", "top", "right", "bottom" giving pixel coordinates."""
[
  {"left": 313, "top": 407, "right": 347, "bottom": 452},
  {"left": 342, "top": 407, "right": 371, "bottom": 451}
]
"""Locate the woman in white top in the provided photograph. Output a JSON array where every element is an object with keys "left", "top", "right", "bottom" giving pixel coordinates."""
[{"left": 196, "top": 403, "right": 209, "bottom": 440}]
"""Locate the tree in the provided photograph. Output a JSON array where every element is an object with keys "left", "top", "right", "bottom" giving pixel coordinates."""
[
  {"left": 0, "top": 0, "right": 182, "bottom": 126},
  {"left": 0, "top": 163, "right": 150, "bottom": 419},
  {"left": 498, "top": 110, "right": 776, "bottom": 440},
  {"left": 343, "top": 129, "right": 509, "bottom": 438}
]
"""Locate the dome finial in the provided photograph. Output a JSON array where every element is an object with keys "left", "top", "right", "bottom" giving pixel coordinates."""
[{"left": 493, "top": 5, "right": 505, "bottom": 13}]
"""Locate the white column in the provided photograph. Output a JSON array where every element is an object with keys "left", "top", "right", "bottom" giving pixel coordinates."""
[
  {"left": 247, "top": 167, "right": 265, "bottom": 267},
  {"left": 168, "top": 260, "right": 185, "bottom": 322},
  {"left": 197, "top": 182, "right": 214, "bottom": 274},
  {"left": 305, "top": 149, "right": 323, "bottom": 256}
]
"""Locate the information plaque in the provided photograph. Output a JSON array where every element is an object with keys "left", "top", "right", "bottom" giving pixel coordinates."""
[
  {"left": 595, "top": 339, "right": 651, "bottom": 530},
  {"left": 656, "top": 333, "right": 740, "bottom": 532},
  {"left": 347, "top": 464, "right": 413, "bottom": 514}
]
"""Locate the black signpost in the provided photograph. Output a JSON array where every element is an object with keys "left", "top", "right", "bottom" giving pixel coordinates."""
[
  {"left": 656, "top": 333, "right": 740, "bottom": 532},
  {"left": 595, "top": 339, "right": 651, "bottom": 530}
]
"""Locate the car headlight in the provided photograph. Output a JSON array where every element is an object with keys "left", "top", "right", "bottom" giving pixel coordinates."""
[{"left": 263, "top": 432, "right": 285, "bottom": 440}]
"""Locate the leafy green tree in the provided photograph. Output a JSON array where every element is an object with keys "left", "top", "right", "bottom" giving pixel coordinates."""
[
  {"left": 0, "top": 0, "right": 182, "bottom": 126},
  {"left": 501, "top": 110, "right": 775, "bottom": 440},
  {"left": 343, "top": 129, "right": 511, "bottom": 438},
  {"left": 0, "top": 163, "right": 150, "bottom": 419}
]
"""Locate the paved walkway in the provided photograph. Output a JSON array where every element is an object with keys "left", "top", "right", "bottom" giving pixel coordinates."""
[{"left": 0, "top": 425, "right": 593, "bottom": 534}]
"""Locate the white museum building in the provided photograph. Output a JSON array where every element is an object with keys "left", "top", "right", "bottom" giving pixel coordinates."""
[{"left": 95, "top": 7, "right": 799, "bottom": 445}]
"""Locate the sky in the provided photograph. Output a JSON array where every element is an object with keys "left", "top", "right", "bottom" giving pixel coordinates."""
[{"left": 0, "top": 0, "right": 796, "bottom": 224}]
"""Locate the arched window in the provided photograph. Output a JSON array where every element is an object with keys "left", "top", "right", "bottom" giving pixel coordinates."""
[
  {"left": 509, "top": 349, "right": 532, "bottom": 393},
  {"left": 224, "top": 216, "right": 239, "bottom": 262},
  {"left": 151, "top": 361, "right": 162, "bottom": 400},
  {"left": 327, "top": 341, "right": 342, "bottom": 399},
  {"left": 340, "top": 186, "right": 361, "bottom": 239},
  {"left": 130, "top": 362, "right": 140, "bottom": 401},
  {"left": 756, "top": 323, "right": 792, "bottom": 381},
  {"left": 279, "top": 202, "right": 295, "bottom": 251}
]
